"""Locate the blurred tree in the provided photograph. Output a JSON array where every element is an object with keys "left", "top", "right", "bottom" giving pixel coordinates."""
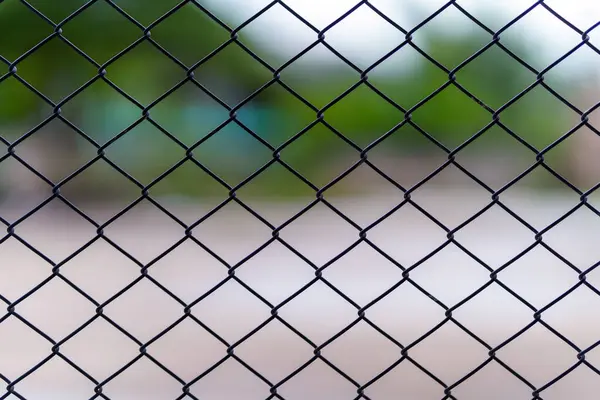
[
  {"left": 0, "top": 0, "right": 269, "bottom": 123},
  {"left": 0, "top": 1, "right": 578, "bottom": 199},
  {"left": 273, "top": 30, "right": 573, "bottom": 166}
]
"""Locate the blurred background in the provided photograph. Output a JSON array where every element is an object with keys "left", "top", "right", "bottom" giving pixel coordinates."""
[
  {"left": 2, "top": 0, "right": 600, "bottom": 399},
  {"left": 1, "top": 0, "right": 600, "bottom": 204}
]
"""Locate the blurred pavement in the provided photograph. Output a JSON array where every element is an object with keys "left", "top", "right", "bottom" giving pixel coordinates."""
[{"left": 2, "top": 187, "right": 600, "bottom": 399}]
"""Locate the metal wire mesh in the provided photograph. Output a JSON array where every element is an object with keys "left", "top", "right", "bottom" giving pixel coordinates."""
[{"left": 1, "top": 0, "right": 600, "bottom": 399}]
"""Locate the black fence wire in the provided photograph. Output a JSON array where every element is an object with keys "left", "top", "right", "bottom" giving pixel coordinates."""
[{"left": 1, "top": 0, "right": 600, "bottom": 399}]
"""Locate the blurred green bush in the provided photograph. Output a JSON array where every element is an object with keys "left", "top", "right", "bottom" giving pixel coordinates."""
[{"left": 0, "top": 0, "right": 576, "bottom": 199}]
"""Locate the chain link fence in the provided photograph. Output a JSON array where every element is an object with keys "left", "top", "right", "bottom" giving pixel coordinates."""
[{"left": 1, "top": 0, "right": 600, "bottom": 399}]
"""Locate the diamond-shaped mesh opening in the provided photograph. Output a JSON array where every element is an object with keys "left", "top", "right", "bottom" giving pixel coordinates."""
[
  {"left": 278, "top": 43, "right": 360, "bottom": 108},
  {"left": 542, "top": 206, "right": 600, "bottom": 268},
  {"left": 0, "top": 237, "right": 50, "bottom": 302},
  {"left": 0, "top": 157, "right": 50, "bottom": 218},
  {"left": 230, "top": 2, "right": 317, "bottom": 67},
  {"left": 451, "top": 360, "right": 534, "bottom": 400},
  {"left": 410, "top": 243, "right": 490, "bottom": 306},
  {"left": 324, "top": 3, "right": 406, "bottom": 70},
  {"left": 366, "top": 280, "right": 446, "bottom": 345},
  {"left": 58, "top": 159, "right": 141, "bottom": 218},
  {"left": 15, "top": 37, "right": 97, "bottom": 102},
  {"left": 16, "top": 277, "right": 95, "bottom": 340},
  {"left": 60, "top": 317, "right": 138, "bottom": 380},
  {"left": 368, "top": 45, "right": 448, "bottom": 109},
  {"left": 501, "top": 84, "right": 577, "bottom": 149},
  {"left": 10, "top": 119, "right": 95, "bottom": 184},
  {"left": 103, "top": 277, "right": 182, "bottom": 342},
  {"left": 277, "top": 280, "right": 357, "bottom": 344},
  {"left": 11, "top": 200, "right": 97, "bottom": 262},
  {"left": 498, "top": 167, "right": 582, "bottom": 225},
  {"left": 146, "top": 316, "right": 226, "bottom": 382},
  {"left": 324, "top": 83, "right": 404, "bottom": 148},
  {"left": 500, "top": 4, "right": 584, "bottom": 71},
  {"left": 189, "top": 278, "right": 271, "bottom": 343},
  {"left": 104, "top": 40, "right": 183, "bottom": 105},
  {"left": 279, "top": 123, "right": 359, "bottom": 189},
  {"left": 454, "top": 124, "right": 536, "bottom": 188},
  {"left": 235, "top": 319, "right": 314, "bottom": 382},
  {"left": 277, "top": 201, "right": 359, "bottom": 265},
  {"left": 147, "top": 238, "right": 228, "bottom": 303},
  {"left": 453, "top": 282, "right": 534, "bottom": 346},
  {"left": 322, "top": 242, "right": 403, "bottom": 305},
  {"left": 411, "top": 83, "right": 492, "bottom": 149},
  {"left": 498, "top": 245, "right": 579, "bottom": 309},
  {"left": 241, "top": 83, "right": 316, "bottom": 147},
  {"left": 365, "top": 128, "right": 449, "bottom": 187},
  {"left": 407, "top": 321, "right": 490, "bottom": 383},
  {"left": 410, "top": 8, "right": 491, "bottom": 70},
  {"left": 61, "top": 239, "right": 140, "bottom": 302},
  {"left": 103, "top": 119, "right": 184, "bottom": 184},
  {"left": 61, "top": 0, "right": 142, "bottom": 65},
  {"left": 191, "top": 40, "right": 273, "bottom": 106},
  {"left": 368, "top": 202, "right": 448, "bottom": 266},
  {"left": 0, "top": 74, "right": 53, "bottom": 130},
  {"left": 455, "top": 44, "right": 535, "bottom": 110},
  {"left": 553, "top": 124, "right": 600, "bottom": 191},
  {"left": 321, "top": 170, "right": 405, "bottom": 223},
  {"left": 0, "top": 0, "right": 53, "bottom": 62},
  {"left": 542, "top": 286, "right": 600, "bottom": 349},
  {"left": 234, "top": 241, "right": 314, "bottom": 305},
  {"left": 321, "top": 320, "right": 400, "bottom": 382},
  {"left": 60, "top": 77, "right": 141, "bottom": 145},
  {"left": 0, "top": 316, "right": 50, "bottom": 381},
  {"left": 407, "top": 163, "right": 492, "bottom": 223},
  {"left": 150, "top": 3, "right": 231, "bottom": 67},
  {"left": 148, "top": 81, "right": 227, "bottom": 147},
  {"left": 190, "top": 200, "right": 273, "bottom": 264},
  {"left": 540, "top": 45, "right": 600, "bottom": 107},
  {"left": 453, "top": 203, "right": 536, "bottom": 266},
  {"left": 15, "top": 356, "right": 95, "bottom": 400},
  {"left": 3, "top": 0, "right": 600, "bottom": 397},
  {"left": 192, "top": 123, "right": 273, "bottom": 186},
  {"left": 540, "top": 364, "right": 600, "bottom": 400},
  {"left": 496, "top": 323, "right": 577, "bottom": 387}
]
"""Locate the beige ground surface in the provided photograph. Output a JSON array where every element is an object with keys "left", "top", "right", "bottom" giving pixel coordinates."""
[{"left": 2, "top": 188, "right": 600, "bottom": 399}]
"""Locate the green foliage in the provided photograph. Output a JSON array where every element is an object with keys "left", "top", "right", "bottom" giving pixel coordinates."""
[
  {"left": 0, "top": 2, "right": 578, "bottom": 198},
  {"left": 272, "top": 32, "right": 573, "bottom": 155},
  {"left": 0, "top": 0, "right": 268, "bottom": 121}
]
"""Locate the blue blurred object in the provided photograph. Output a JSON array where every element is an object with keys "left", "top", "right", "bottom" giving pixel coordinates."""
[{"left": 78, "top": 98, "right": 287, "bottom": 172}]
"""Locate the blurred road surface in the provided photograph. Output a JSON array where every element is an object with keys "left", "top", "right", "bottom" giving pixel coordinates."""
[{"left": 2, "top": 188, "right": 600, "bottom": 399}]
